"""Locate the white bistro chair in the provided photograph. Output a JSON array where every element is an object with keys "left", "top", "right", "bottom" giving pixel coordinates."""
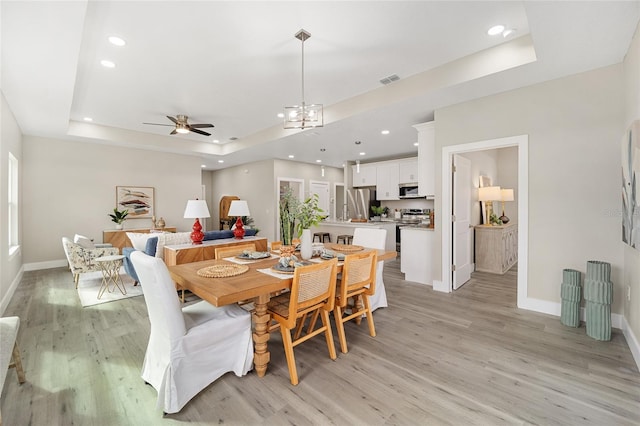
[
  {"left": 131, "top": 251, "right": 253, "bottom": 414},
  {"left": 352, "top": 228, "right": 388, "bottom": 311}
]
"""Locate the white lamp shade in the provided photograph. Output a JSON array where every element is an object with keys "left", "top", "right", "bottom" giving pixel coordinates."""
[
  {"left": 183, "top": 199, "right": 211, "bottom": 219},
  {"left": 478, "top": 186, "right": 502, "bottom": 202},
  {"left": 501, "top": 188, "right": 514, "bottom": 202},
  {"left": 227, "top": 200, "right": 251, "bottom": 217}
]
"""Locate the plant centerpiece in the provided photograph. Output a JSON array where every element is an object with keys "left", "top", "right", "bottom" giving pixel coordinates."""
[
  {"left": 296, "top": 193, "right": 325, "bottom": 260},
  {"left": 279, "top": 188, "right": 300, "bottom": 247},
  {"left": 370, "top": 205, "right": 388, "bottom": 221},
  {"left": 108, "top": 207, "right": 129, "bottom": 230}
]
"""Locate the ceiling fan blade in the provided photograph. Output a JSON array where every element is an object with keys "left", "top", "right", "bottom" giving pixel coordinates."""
[
  {"left": 170, "top": 129, "right": 177, "bottom": 135},
  {"left": 143, "top": 122, "right": 174, "bottom": 127},
  {"left": 166, "top": 115, "right": 178, "bottom": 124},
  {"left": 189, "top": 123, "right": 214, "bottom": 128},
  {"left": 188, "top": 127, "right": 211, "bottom": 136}
]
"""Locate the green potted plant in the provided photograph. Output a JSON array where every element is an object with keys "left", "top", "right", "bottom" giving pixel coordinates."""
[
  {"left": 371, "top": 205, "right": 385, "bottom": 221},
  {"left": 296, "top": 193, "right": 325, "bottom": 259},
  {"left": 279, "top": 188, "right": 299, "bottom": 246},
  {"left": 108, "top": 207, "right": 129, "bottom": 230}
]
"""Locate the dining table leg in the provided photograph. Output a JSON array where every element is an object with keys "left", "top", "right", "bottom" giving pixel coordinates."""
[{"left": 252, "top": 293, "right": 271, "bottom": 377}]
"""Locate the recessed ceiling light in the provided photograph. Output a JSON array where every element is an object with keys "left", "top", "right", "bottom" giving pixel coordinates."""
[
  {"left": 381, "top": 130, "right": 390, "bottom": 135},
  {"left": 359, "top": 152, "right": 366, "bottom": 156},
  {"left": 218, "top": 160, "right": 224, "bottom": 163},
  {"left": 213, "top": 139, "right": 220, "bottom": 143},
  {"left": 355, "top": 140, "right": 361, "bottom": 145},
  {"left": 100, "top": 60, "right": 116, "bottom": 68},
  {"left": 83, "top": 117, "right": 93, "bottom": 122},
  {"left": 413, "top": 142, "right": 419, "bottom": 147},
  {"left": 108, "top": 36, "right": 126, "bottom": 46},
  {"left": 502, "top": 28, "right": 516, "bottom": 38},
  {"left": 277, "top": 113, "right": 285, "bottom": 118},
  {"left": 316, "top": 159, "right": 322, "bottom": 163},
  {"left": 487, "top": 25, "right": 505, "bottom": 36},
  {"left": 201, "top": 164, "right": 206, "bottom": 168},
  {"left": 288, "top": 155, "right": 295, "bottom": 158}
]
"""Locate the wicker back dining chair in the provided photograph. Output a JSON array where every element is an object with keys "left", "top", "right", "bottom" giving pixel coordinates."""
[
  {"left": 214, "top": 243, "right": 257, "bottom": 259},
  {"left": 333, "top": 250, "right": 378, "bottom": 353},
  {"left": 267, "top": 258, "right": 338, "bottom": 385}
]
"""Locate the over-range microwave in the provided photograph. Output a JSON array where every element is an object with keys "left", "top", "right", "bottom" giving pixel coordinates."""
[{"left": 399, "top": 184, "right": 423, "bottom": 198}]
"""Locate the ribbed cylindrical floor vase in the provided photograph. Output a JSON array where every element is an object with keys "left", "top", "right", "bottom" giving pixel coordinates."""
[
  {"left": 560, "top": 269, "right": 582, "bottom": 327},
  {"left": 584, "top": 261, "right": 613, "bottom": 341}
]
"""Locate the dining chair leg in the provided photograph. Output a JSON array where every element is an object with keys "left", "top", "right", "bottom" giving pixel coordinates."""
[
  {"left": 11, "top": 342, "right": 26, "bottom": 383},
  {"left": 362, "top": 295, "right": 376, "bottom": 337},
  {"left": 333, "top": 305, "right": 349, "bottom": 353},
  {"left": 280, "top": 327, "right": 299, "bottom": 386},
  {"left": 293, "top": 314, "right": 308, "bottom": 340},
  {"left": 321, "top": 309, "right": 337, "bottom": 360},
  {"left": 353, "top": 295, "right": 363, "bottom": 325},
  {"left": 306, "top": 309, "right": 321, "bottom": 335}
]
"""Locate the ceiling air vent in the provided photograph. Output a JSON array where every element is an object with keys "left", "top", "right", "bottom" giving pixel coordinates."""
[{"left": 379, "top": 74, "right": 400, "bottom": 85}]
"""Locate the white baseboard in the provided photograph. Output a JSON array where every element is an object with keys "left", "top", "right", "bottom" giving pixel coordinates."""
[
  {"left": 1, "top": 266, "right": 24, "bottom": 316},
  {"left": 621, "top": 316, "right": 640, "bottom": 372},
  {"left": 23, "top": 259, "right": 67, "bottom": 271},
  {"left": 432, "top": 279, "right": 448, "bottom": 292}
]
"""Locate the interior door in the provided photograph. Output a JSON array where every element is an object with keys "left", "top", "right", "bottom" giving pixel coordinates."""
[
  {"left": 453, "top": 154, "right": 472, "bottom": 289},
  {"left": 309, "top": 181, "right": 330, "bottom": 219}
]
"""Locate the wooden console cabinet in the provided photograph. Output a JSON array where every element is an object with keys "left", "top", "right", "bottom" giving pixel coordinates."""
[
  {"left": 103, "top": 227, "right": 176, "bottom": 252},
  {"left": 163, "top": 236, "right": 268, "bottom": 266},
  {"left": 474, "top": 223, "right": 518, "bottom": 274}
]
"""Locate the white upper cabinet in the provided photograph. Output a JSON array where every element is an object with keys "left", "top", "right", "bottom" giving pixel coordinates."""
[
  {"left": 376, "top": 162, "right": 400, "bottom": 200},
  {"left": 351, "top": 163, "right": 377, "bottom": 187},
  {"left": 398, "top": 158, "right": 419, "bottom": 183},
  {"left": 413, "top": 121, "right": 435, "bottom": 196}
]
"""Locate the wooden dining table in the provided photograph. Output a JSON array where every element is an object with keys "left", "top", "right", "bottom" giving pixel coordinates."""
[{"left": 167, "top": 247, "right": 396, "bottom": 377}]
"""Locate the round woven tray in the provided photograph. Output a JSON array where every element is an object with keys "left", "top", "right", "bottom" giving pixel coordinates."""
[
  {"left": 328, "top": 244, "right": 364, "bottom": 252},
  {"left": 197, "top": 264, "right": 249, "bottom": 278}
]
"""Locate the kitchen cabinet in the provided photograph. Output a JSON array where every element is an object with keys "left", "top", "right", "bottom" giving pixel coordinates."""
[
  {"left": 351, "top": 164, "right": 377, "bottom": 187},
  {"left": 413, "top": 121, "right": 435, "bottom": 196},
  {"left": 399, "top": 158, "right": 419, "bottom": 183},
  {"left": 376, "top": 162, "right": 399, "bottom": 200},
  {"left": 474, "top": 223, "right": 518, "bottom": 274},
  {"left": 400, "top": 227, "right": 433, "bottom": 285}
]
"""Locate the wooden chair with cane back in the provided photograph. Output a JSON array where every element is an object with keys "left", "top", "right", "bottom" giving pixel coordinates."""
[
  {"left": 214, "top": 243, "right": 257, "bottom": 260},
  {"left": 266, "top": 258, "right": 339, "bottom": 385}
]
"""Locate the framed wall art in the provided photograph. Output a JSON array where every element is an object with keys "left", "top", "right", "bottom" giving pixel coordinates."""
[
  {"left": 622, "top": 120, "right": 639, "bottom": 251},
  {"left": 116, "top": 186, "right": 155, "bottom": 219}
]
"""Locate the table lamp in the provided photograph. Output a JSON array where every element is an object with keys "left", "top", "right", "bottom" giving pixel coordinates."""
[
  {"left": 478, "top": 186, "right": 501, "bottom": 225},
  {"left": 227, "top": 200, "right": 251, "bottom": 239},
  {"left": 183, "top": 199, "right": 211, "bottom": 244},
  {"left": 500, "top": 188, "right": 514, "bottom": 224}
]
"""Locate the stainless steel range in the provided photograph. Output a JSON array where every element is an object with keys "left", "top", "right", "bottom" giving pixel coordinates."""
[{"left": 396, "top": 209, "right": 430, "bottom": 250}]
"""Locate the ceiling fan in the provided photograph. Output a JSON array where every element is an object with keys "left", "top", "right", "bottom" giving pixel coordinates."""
[{"left": 143, "top": 115, "right": 214, "bottom": 136}]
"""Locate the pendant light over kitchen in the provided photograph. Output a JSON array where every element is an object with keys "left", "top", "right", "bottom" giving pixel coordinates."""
[{"left": 284, "top": 29, "right": 323, "bottom": 129}]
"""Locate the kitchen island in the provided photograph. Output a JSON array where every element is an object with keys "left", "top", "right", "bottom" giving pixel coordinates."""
[
  {"left": 312, "top": 220, "right": 396, "bottom": 251},
  {"left": 400, "top": 226, "right": 434, "bottom": 285}
]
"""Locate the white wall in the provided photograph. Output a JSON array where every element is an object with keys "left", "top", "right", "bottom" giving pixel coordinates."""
[
  {"left": 434, "top": 64, "right": 624, "bottom": 313},
  {"left": 623, "top": 22, "right": 640, "bottom": 348},
  {"left": 209, "top": 159, "right": 344, "bottom": 243},
  {"left": 22, "top": 136, "right": 203, "bottom": 265},
  {"left": 1, "top": 92, "right": 23, "bottom": 314}
]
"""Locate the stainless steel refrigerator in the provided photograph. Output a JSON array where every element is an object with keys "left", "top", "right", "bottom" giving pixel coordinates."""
[{"left": 346, "top": 188, "right": 379, "bottom": 220}]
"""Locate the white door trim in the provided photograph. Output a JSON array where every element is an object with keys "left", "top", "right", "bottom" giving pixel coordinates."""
[{"left": 440, "top": 135, "right": 529, "bottom": 310}]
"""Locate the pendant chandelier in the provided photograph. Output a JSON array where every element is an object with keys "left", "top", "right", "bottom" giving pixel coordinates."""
[{"left": 284, "top": 29, "right": 323, "bottom": 129}]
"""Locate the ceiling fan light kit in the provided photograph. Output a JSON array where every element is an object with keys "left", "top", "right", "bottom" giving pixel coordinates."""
[
  {"left": 284, "top": 29, "right": 323, "bottom": 130},
  {"left": 143, "top": 114, "right": 214, "bottom": 136}
]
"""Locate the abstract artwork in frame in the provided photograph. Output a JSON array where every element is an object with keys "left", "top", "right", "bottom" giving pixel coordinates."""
[
  {"left": 622, "top": 120, "right": 639, "bottom": 251},
  {"left": 116, "top": 186, "right": 155, "bottom": 219},
  {"left": 479, "top": 175, "right": 491, "bottom": 225}
]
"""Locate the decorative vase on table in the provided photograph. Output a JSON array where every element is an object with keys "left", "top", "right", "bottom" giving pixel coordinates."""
[
  {"left": 300, "top": 229, "right": 313, "bottom": 260},
  {"left": 115, "top": 224, "right": 123, "bottom": 230}
]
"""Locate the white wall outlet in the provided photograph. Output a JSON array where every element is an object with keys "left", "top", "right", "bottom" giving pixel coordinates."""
[{"left": 627, "top": 285, "right": 631, "bottom": 302}]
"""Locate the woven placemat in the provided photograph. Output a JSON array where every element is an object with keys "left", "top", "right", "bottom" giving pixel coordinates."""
[
  {"left": 197, "top": 264, "right": 249, "bottom": 278},
  {"left": 327, "top": 244, "right": 364, "bottom": 252}
]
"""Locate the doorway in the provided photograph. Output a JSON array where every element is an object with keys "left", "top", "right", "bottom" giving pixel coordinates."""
[{"left": 440, "top": 135, "right": 529, "bottom": 309}]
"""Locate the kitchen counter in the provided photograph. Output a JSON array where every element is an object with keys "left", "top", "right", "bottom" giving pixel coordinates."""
[{"left": 313, "top": 221, "right": 396, "bottom": 251}]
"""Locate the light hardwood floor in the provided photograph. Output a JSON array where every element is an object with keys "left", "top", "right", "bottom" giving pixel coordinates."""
[{"left": 2, "top": 260, "right": 639, "bottom": 425}]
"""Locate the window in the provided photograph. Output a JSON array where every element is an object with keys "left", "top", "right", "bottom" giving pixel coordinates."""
[{"left": 8, "top": 152, "right": 19, "bottom": 255}]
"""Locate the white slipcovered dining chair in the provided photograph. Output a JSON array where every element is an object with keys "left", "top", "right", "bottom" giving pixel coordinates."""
[
  {"left": 352, "top": 228, "right": 388, "bottom": 311},
  {"left": 131, "top": 251, "right": 253, "bottom": 414}
]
